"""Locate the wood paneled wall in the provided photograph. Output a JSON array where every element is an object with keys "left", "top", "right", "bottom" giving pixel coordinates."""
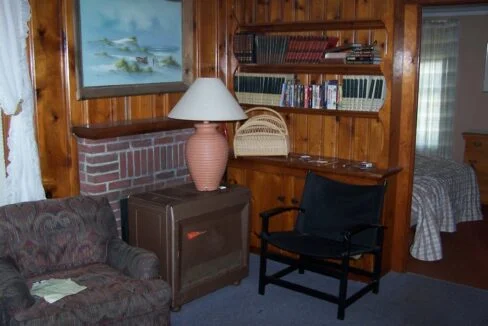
[
  {"left": 28, "top": 0, "right": 223, "bottom": 198},
  {"left": 229, "top": 0, "right": 395, "bottom": 169},
  {"left": 24, "top": 0, "right": 486, "bottom": 271}
]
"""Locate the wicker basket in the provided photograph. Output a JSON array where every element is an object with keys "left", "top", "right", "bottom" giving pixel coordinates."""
[{"left": 234, "top": 107, "right": 290, "bottom": 157}]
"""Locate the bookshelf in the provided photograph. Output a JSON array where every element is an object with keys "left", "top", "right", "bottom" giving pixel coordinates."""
[
  {"left": 238, "top": 63, "right": 383, "bottom": 75},
  {"left": 240, "top": 103, "right": 379, "bottom": 119},
  {"left": 232, "top": 19, "right": 387, "bottom": 116},
  {"left": 237, "top": 19, "right": 386, "bottom": 33}
]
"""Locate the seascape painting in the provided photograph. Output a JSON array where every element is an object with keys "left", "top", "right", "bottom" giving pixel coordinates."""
[{"left": 74, "top": 0, "right": 191, "bottom": 98}]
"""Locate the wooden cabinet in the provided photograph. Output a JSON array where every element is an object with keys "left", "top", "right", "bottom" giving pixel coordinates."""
[
  {"left": 227, "top": 166, "right": 304, "bottom": 249},
  {"left": 463, "top": 132, "right": 488, "bottom": 205},
  {"left": 127, "top": 183, "right": 250, "bottom": 310}
]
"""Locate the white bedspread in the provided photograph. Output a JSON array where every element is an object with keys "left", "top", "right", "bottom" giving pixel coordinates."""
[{"left": 410, "top": 155, "right": 483, "bottom": 261}]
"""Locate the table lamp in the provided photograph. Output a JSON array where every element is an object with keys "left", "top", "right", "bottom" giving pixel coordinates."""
[{"left": 168, "top": 77, "right": 247, "bottom": 191}]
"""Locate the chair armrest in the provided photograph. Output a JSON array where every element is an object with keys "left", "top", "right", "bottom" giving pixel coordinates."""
[
  {"left": 107, "top": 238, "right": 160, "bottom": 280},
  {"left": 342, "top": 223, "right": 386, "bottom": 247},
  {"left": 260, "top": 206, "right": 301, "bottom": 220},
  {"left": 260, "top": 206, "right": 302, "bottom": 235},
  {"left": 0, "top": 257, "right": 35, "bottom": 312}
]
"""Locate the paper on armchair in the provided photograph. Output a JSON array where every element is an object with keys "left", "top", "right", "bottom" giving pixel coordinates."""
[{"left": 30, "top": 278, "right": 87, "bottom": 303}]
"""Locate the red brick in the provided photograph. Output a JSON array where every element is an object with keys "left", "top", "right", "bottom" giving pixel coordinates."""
[
  {"left": 86, "top": 162, "right": 119, "bottom": 174},
  {"left": 78, "top": 144, "right": 106, "bottom": 154},
  {"left": 141, "top": 149, "right": 148, "bottom": 175},
  {"left": 148, "top": 149, "right": 154, "bottom": 174},
  {"left": 155, "top": 136, "right": 174, "bottom": 145},
  {"left": 87, "top": 172, "right": 120, "bottom": 184},
  {"left": 107, "top": 142, "right": 130, "bottom": 152},
  {"left": 80, "top": 182, "right": 107, "bottom": 194},
  {"left": 161, "top": 147, "right": 167, "bottom": 170},
  {"left": 175, "top": 133, "right": 192, "bottom": 142},
  {"left": 134, "top": 150, "right": 141, "bottom": 176},
  {"left": 128, "top": 152, "right": 134, "bottom": 177},
  {"left": 109, "top": 180, "right": 131, "bottom": 191},
  {"left": 119, "top": 152, "right": 127, "bottom": 179},
  {"left": 166, "top": 147, "right": 173, "bottom": 169},
  {"left": 131, "top": 139, "right": 152, "bottom": 148},
  {"left": 154, "top": 147, "right": 161, "bottom": 171},
  {"left": 86, "top": 153, "right": 118, "bottom": 164},
  {"left": 133, "top": 176, "right": 155, "bottom": 186},
  {"left": 178, "top": 143, "right": 185, "bottom": 167}
]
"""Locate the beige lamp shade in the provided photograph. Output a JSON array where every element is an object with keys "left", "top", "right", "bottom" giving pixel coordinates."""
[{"left": 168, "top": 78, "right": 247, "bottom": 191}]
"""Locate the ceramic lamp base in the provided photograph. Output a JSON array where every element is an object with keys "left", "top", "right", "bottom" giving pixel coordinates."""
[{"left": 186, "top": 122, "right": 228, "bottom": 191}]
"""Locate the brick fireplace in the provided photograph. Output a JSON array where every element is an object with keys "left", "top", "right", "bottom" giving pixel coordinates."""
[{"left": 75, "top": 128, "right": 194, "bottom": 233}]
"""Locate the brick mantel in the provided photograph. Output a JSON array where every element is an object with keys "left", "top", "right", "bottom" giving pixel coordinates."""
[{"left": 75, "top": 126, "right": 194, "bottom": 233}]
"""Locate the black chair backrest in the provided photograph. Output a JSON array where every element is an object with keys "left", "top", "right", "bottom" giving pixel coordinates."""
[{"left": 294, "top": 171, "right": 386, "bottom": 246}]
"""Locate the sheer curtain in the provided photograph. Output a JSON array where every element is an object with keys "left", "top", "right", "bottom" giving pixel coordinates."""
[
  {"left": 0, "top": 0, "right": 45, "bottom": 205},
  {"left": 416, "top": 18, "right": 459, "bottom": 159}
]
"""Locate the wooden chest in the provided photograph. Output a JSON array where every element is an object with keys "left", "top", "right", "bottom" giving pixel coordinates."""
[{"left": 463, "top": 132, "right": 488, "bottom": 205}]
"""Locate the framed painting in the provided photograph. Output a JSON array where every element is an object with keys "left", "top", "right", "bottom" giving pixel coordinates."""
[{"left": 73, "top": 0, "right": 193, "bottom": 99}]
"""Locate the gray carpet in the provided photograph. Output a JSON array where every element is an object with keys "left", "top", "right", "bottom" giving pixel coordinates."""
[{"left": 171, "top": 254, "right": 488, "bottom": 325}]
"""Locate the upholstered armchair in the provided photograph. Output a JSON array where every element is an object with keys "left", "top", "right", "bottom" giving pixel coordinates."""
[{"left": 0, "top": 195, "right": 171, "bottom": 325}]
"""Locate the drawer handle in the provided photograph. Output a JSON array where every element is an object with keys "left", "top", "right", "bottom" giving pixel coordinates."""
[
  {"left": 291, "top": 198, "right": 299, "bottom": 205},
  {"left": 473, "top": 141, "right": 482, "bottom": 147},
  {"left": 277, "top": 195, "right": 285, "bottom": 203}
]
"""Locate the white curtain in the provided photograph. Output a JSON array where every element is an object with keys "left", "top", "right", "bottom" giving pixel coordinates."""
[
  {"left": 416, "top": 18, "right": 459, "bottom": 159},
  {"left": 0, "top": 0, "right": 45, "bottom": 205}
]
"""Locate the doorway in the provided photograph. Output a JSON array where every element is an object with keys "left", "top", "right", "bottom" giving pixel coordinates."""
[{"left": 405, "top": 4, "right": 488, "bottom": 290}]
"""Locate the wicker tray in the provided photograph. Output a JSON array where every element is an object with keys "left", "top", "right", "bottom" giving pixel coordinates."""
[{"left": 234, "top": 107, "right": 290, "bottom": 157}]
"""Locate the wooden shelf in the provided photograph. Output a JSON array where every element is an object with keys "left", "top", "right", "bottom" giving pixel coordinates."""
[
  {"left": 238, "top": 19, "right": 385, "bottom": 33},
  {"left": 72, "top": 118, "right": 194, "bottom": 140},
  {"left": 228, "top": 153, "right": 401, "bottom": 181},
  {"left": 238, "top": 63, "right": 382, "bottom": 75},
  {"left": 240, "top": 104, "right": 380, "bottom": 119}
]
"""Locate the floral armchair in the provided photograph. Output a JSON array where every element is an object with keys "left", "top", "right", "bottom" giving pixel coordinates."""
[{"left": 0, "top": 195, "right": 171, "bottom": 325}]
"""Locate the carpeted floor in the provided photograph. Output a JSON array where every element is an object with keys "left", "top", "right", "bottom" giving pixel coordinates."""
[{"left": 171, "top": 254, "right": 488, "bottom": 326}]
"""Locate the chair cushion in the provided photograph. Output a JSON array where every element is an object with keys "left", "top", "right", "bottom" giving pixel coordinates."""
[
  {"left": 12, "top": 264, "right": 170, "bottom": 325},
  {"left": 264, "top": 231, "right": 377, "bottom": 258}
]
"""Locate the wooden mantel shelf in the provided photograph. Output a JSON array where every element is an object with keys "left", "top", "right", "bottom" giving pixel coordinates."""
[{"left": 72, "top": 118, "right": 194, "bottom": 140}]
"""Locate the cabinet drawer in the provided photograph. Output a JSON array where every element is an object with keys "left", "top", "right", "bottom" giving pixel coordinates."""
[
  {"left": 464, "top": 151, "right": 488, "bottom": 166},
  {"left": 464, "top": 135, "right": 488, "bottom": 155}
]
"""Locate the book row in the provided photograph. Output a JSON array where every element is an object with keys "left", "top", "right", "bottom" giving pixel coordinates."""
[
  {"left": 233, "top": 73, "right": 385, "bottom": 112},
  {"left": 233, "top": 33, "right": 339, "bottom": 64}
]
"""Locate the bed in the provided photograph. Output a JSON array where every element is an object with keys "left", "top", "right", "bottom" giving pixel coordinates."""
[{"left": 410, "top": 155, "right": 483, "bottom": 261}]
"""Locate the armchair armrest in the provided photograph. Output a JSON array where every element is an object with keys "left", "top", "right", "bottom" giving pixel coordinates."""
[
  {"left": 107, "top": 238, "right": 160, "bottom": 280},
  {"left": 0, "top": 257, "right": 35, "bottom": 312}
]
